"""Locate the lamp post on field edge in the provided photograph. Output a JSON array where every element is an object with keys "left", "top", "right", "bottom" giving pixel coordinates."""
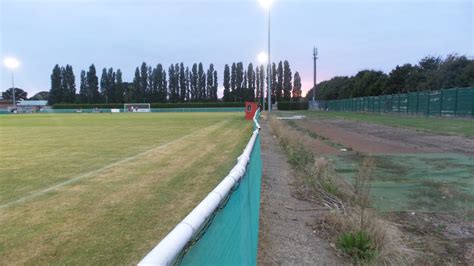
[{"left": 3, "top": 57, "right": 20, "bottom": 108}]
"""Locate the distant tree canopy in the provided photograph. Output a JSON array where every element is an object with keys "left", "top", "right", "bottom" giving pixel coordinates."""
[
  {"left": 307, "top": 54, "right": 474, "bottom": 101},
  {"left": 2, "top": 88, "right": 28, "bottom": 101},
  {"left": 29, "top": 91, "right": 49, "bottom": 100},
  {"left": 47, "top": 61, "right": 301, "bottom": 104}
]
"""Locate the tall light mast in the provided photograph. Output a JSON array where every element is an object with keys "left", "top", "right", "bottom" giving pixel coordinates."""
[{"left": 313, "top": 46, "right": 318, "bottom": 103}]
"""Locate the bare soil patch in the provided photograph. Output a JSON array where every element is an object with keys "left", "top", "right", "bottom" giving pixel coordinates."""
[{"left": 296, "top": 118, "right": 474, "bottom": 155}]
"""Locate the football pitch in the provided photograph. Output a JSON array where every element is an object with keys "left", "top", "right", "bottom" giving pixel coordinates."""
[{"left": 0, "top": 112, "right": 251, "bottom": 264}]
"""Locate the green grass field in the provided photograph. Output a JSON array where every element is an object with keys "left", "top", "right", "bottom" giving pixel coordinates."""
[
  {"left": 299, "top": 111, "right": 474, "bottom": 138},
  {"left": 0, "top": 113, "right": 251, "bottom": 264}
]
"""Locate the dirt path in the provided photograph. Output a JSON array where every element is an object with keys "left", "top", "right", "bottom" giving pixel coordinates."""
[
  {"left": 257, "top": 118, "right": 344, "bottom": 265},
  {"left": 297, "top": 119, "right": 474, "bottom": 155}
]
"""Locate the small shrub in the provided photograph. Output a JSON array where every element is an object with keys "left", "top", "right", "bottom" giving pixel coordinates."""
[
  {"left": 337, "top": 230, "right": 376, "bottom": 262},
  {"left": 287, "top": 144, "right": 314, "bottom": 171}
]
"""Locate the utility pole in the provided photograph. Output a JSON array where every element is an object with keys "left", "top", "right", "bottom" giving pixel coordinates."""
[{"left": 313, "top": 46, "right": 318, "bottom": 104}]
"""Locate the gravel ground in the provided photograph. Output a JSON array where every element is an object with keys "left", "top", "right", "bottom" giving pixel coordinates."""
[{"left": 257, "top": 118, "right": 345, "bottom": 265}]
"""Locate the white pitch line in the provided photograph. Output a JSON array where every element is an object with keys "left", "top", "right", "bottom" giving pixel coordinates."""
[{"left": 0, "top": 121, "right": 227, "bottom": 210}]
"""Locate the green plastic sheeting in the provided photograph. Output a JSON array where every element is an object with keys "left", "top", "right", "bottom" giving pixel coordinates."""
[
  {"left": 329, "top": 153, "right": 474, "bottom": 214},
  {"left": 179, "top": 130, "right": 262, "bottom": 265},
  {"left": 320, "top": 87, "right": 474, "bottom": 118}
]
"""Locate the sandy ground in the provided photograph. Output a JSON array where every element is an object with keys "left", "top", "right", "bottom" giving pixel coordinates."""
[
  {"left": 257, "top": 118, "right": 345, "bottom": 265},
  {"left": 296, "top": 118, "right": 474, "bottom": 155}
]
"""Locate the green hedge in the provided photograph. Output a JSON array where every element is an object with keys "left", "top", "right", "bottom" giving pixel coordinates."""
[
  {"left": 277, "top": 101, "right": 309, "bottom": 110},
  {"left": 52, "top": 102, "right": 245, "bottom": 109}
]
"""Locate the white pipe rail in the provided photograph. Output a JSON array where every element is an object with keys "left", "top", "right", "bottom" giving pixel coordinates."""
[{"left": 138, "top": 110, "right": 261, "bottom": 266}]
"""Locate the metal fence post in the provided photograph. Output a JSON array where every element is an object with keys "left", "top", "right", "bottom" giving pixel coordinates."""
[
  {"left": 454, "top": 88, "right": 459, "bottom": 117},
  {"left": 416, "top": 90, "right": 419, "bottom": 115},
  {"left": 378, "top": 96, "right": 381, "bottom": 113},
  {"left": 427, "top": 90, "right": 430, "bottom": 117},
  {"left": 398, "top": 92, "right": 401, "bottom": 114},
  {"left": 407, "top": 91, "right": 410, "bottom": 114},
  {"left": 471, "top": 87, "right": 474, "bottom": 117},
  {"left": 439, "top": 89, "right": 443, "bottom": 117}
]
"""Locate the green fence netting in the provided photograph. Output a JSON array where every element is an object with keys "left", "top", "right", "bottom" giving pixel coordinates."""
[{"left": 320, "top": 87, "right": 474, "bottom": 118}]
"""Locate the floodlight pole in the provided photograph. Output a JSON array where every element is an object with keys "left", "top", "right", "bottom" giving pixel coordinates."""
[
  {"left": 267, "top": 8, "right": 272, "bottom": 112},
  {"left": 11, "top": 72, "right": 16, "bottom": 108}
]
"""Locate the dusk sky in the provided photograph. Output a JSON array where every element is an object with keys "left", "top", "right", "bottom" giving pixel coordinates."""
[{"left": 1, "top": 0, "right": 472, "bottom": 97}]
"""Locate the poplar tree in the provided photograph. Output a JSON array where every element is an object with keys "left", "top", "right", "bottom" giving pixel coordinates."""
[
  {"left": 223, "top": 64, "right": 231, "bottom": 102},
  {"left": 283, "top": 60, "right": 292, "bottom": 100},
  {"left": 162, "top": 69, "right": 168, "bottom": 101},
  {"left": 115, "top": 69, "right": 124, "bottom": 103},
  {"left": 132, "top": 67, "right": 140, "bottom": 102},
  {"left": 207, "top": 64, "right": 215, "bottom": 101},
  {"left": 49, "top": 64, "right": 62, "bottom": 105},
  {"left": 140, "top": 62, "right": 148, "bottom": 102},
  {"left": 292, "top": 71, "right": 302, "bottom": 100},
  {"left": 191, "top": 63, "right": 198, "bottom": 101},
  {"left": 179, "top": 63, "right": 186, "bottom": 102},
  {"left": 100, "top": 68, "right": 108, "bottom": 103},
  {"left": 256, "top": 66, "right": 260, "bottom": 103},
  {"left": 108, "top": 68, "right": 115, "bottom": 103},
  {"left": 198, "top": 63, "right": 206, "bottom": 100},
  {"left": 247, "top": 63, "right": 255, "bottom": 101},
  {"left": 259, "top": 65, "right": 265, "bottom": 104},
  {"left": 236, "top": 62, "right": 244, "bottom": 101},
  {"left": 271, "top": 63, "right": 277, "bottom": 103},
  {"left": 213, "top": 70, "right": 218, "bottom": 101},
  {"left": 79, "top": 70, "right": 87, "bottom": 103},
  {"left": 243, "top": 70, "right": 248, "bottom": 100},
  {"left": 185, "top": 67, "right": 190, "bottom": 101},
  {"left": 61, "top": 65, "right": 76, "bottom": 103},
  {"left": 276, "top": 61, "right": 283, "bottom": 102},
  {"left": 175, "top": 63, "right": 180, "bottom": 101},
  {"left": 86, "top": 64, "right": 99, "bottom": 103},
  {"left": 155, "top": 64, "right": 166, "bottom": 102},
  {"left": 147, "top": 66, "right": 153, "bottom": 102},
  {"left": 150, "top": 67, "right": 158, "bottom": 102},
  {"left": 168, "top": 64, "right": 176, "bottom": 102},
  {"left": 231, "top": 63, "right": 237, "bottom": 101}
]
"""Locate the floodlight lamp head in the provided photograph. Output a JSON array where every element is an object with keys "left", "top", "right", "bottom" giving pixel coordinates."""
[
  {"left": 3, "top": 57, "right": 20, "bottom": 70},
  {"left": 258, "top": 0, "right": 274, "bottom": 10},
  {"left": 257, "top": 52, "right": 268, "bottom": 64}
]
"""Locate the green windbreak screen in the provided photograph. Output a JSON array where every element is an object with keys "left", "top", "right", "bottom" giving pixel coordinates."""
[
  {"left": 320, "top": 87, "right": 474, "bottom": 118},
  {"left": 180, "top": 134, "right": 262, "bottom": 266}
]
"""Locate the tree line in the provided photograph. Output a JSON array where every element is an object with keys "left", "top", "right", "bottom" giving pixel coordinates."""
[
  {"left": 308, "top": 54, "right": 474, "bottom": 101},
  {"left": 47, "top": 60, "right": 302, "bottom": 105},
  {"left": 223, "top": 60, "right": 302, "bottom": 103}
]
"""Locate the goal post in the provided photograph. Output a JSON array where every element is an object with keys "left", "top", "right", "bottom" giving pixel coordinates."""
[{"left": 124, "top": 103, "right": 151, "bottom": 113}]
